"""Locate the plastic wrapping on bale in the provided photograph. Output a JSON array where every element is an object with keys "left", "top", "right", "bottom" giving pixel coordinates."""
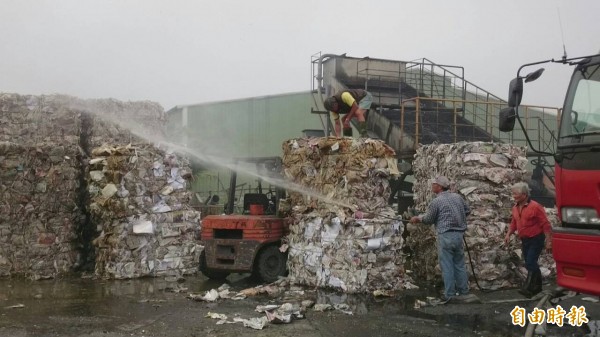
[
  {"left": 88, "top": 144, "right": 201, "bottom": 279},
  {"left": 282, "top": 137, "right": 412, "bottom": 293},
  {"left": 406, "top": 142, "right": 556, "bottom": 290}
]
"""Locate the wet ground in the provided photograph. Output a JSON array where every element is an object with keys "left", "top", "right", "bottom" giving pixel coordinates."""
[{"left": 0, "top": 274, "right": 598, "bottom": 337}]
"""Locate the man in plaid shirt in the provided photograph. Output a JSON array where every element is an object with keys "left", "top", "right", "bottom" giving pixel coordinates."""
[{"left": 410, "top": 176, "right": 472, "bottom": 301}]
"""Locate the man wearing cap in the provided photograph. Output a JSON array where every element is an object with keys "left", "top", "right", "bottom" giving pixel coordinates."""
[
  {"left": 410, "top": 176, "right": 472, "bottom": 302},
  {"left": 323, "top": 89, "right": 373, "bottom": 137}
]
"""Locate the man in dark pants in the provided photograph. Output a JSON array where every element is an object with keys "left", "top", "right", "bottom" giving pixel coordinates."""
[
  {"left": 504, "top": 182, "right": 552, "bottom": 298},
  {"left": 323, "top": 89, "right": 372, "bottom": 137},
  {"left": 409, "top": 176, "right": 473, "bottom": 302}
]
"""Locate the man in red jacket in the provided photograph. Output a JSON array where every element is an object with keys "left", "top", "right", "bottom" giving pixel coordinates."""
[{"left": 504, "top": 182, "right": 552, "bottom": 298}]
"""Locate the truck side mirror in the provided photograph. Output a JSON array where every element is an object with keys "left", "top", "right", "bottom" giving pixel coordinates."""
[
  {"left": 499, "top": 107, "right": 517, "bottom": 132},
  {"left": 554, "top": 152, "right": 563, "bottom": 164},
  {"left": 571, "top": 110, "right": 579, "bottom": 125},
  {"left": 508, "top": 78, "right": 523, "bottom": 108}
]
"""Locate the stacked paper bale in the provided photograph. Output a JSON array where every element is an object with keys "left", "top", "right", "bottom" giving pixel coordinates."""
[
  {"left": 0, "top": 94, "right": 81, "bottom": 145},
  {"left": 74, "top": 98, "right": 166, "bottom": 148},
  {"left": 1, "top": 93, "right": 198, "bottom": 280},
  {"left": 0, "top": 94, "right": 83, "bottom": 279},
  {"left": 282, "top": 137, "right": 412, "bottom": 293},
  {"left": 69, "top": 97, "right": 168, "bottom": 271},
  {"left": 407, "top": 142, "right": 556, "bottom": 290},
  {"left": 88, "top": 144, "right": 201, "bottom": 279},
  {"left": 65, "top": 95, "right": 200, "bottom": 279}
]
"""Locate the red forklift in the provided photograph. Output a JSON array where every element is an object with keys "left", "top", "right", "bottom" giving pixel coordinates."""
[{"left": 199, "top": 157, "right": 289, "bottom": 283}]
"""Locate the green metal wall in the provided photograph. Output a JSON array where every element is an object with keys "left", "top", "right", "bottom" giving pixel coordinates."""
[
  {"left": 166, "top": 91, "right": 325, "bottom": 200},
  {"left": 168, "top": 92, "right": 324, "bottom": 157}
]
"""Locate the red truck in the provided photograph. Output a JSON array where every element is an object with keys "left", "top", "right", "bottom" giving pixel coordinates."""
[{"left": 500, "top": 52, "right": 600, "bottom": 295}]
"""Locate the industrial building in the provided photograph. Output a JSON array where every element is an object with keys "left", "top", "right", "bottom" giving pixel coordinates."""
[{"left": 166, "top": 54, "right": 559, "bottom": 213}]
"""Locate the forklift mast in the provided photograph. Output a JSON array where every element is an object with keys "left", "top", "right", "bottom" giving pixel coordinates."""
[{"left": 224, "top": 157, "right": 284, "bottom": 215}]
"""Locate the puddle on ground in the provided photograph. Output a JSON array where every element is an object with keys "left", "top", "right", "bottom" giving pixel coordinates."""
[{"left": 0, "top": 275, "right": 594, "bottom": 337}]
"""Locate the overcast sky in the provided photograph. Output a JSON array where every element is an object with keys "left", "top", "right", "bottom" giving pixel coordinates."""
[{"left": 1, "top": 0, "right": 598, "bottom": 110}]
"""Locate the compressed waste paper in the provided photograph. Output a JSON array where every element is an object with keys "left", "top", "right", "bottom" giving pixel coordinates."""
[
  {"left": 281, "top": 137, "right": 412, "bottom": 293},
  {"left": 1, "top": 92, "right": 199, "bottom": 280},
  {"left": 89, "top": 144, "right": 201, "bottom": 279},
  {"left": 406, "top": 142, "right": 556, "bottom": 290},
  {"left": 0, "top": 93, "right": 85, "bottom": 279},
  {"left": 0, "top": 141, "right": 82, "bottom": 279}
]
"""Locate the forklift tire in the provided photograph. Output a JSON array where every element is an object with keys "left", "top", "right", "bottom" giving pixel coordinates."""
[
  {"left": 199, "top": 251, "right": 230, "bottom": 280},
  {"left": 253, "top": 245, "right": 287, "bottom": 283}
]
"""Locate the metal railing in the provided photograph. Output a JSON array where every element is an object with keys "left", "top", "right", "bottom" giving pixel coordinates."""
[
  {"left": 357, "top": 57, "right": 505, "bottom": 108},
  {"left": 309, "top": 54, "right": 561, "bottom": 158},
  {"left": 356, "top": 58, "right": 513, "bottom": 145},
  {"left": 389, "top": 97, "right": 561, "bottom": 156}
]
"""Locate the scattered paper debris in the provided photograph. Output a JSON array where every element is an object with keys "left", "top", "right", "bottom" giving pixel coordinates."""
[
  {"left": 301, "top": 300, "right": 315, "bottom": 309},
  {"left": 403, "top": 282, "right": 420, "bottom": 290},
  {"left": 313, "top": 304, "right": 333, "bottom": 312},
  {"left": 233, "top": 317, "right": 269, "bottom": 330},
  {"left": 189, "top": 289, "right": 220, "bottom": 302},
  {"left": 239, "top": 287, "right": 260, "bottom": 297},
  {"left": 333, "top": 303, "right": 353, "bottom": 315},
  {"left": 202, "top": 289, "right": 220, "bottom": 302},
  {"left": 414, "top": 299, "right": 427, "bottom": 309},
  {"left": 373, "top": 289, "right": 394, "bottom": 297},
  {"left": 206, "top": 312, "right": 228, "bottom": 320},
  {"left": 256, "top": 305, "right": 280, "bottom": 312}
]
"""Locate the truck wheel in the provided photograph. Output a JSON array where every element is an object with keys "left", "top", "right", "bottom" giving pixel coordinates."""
[
  {"left": 199, "top": 251, "right": 229, "bottom": 280},
  {"left": 253, "top": 245, "right": 287, "bottom": 283}
]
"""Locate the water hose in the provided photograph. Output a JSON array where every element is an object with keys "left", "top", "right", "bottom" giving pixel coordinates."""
[{"left": 524, "top": 292, "right": 552, "bottom": 337}]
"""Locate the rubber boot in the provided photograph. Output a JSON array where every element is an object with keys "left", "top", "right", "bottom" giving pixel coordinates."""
[
  {"left": 529, "top": 270, "right": 543, "bottom": 296},
  {"left": 358, "top": 121, "right": 368, "bottom": 137},
  {"left": 518, "top": 272, "right": 533, "bottom": 298}
]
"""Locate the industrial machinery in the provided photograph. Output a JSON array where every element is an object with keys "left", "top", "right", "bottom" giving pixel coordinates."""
[
  {"left": 199, "top": 157, "right": 288, "bottom": 282},
  {"left": 500, "top": 51, "right": 600, "bottom": 295}
]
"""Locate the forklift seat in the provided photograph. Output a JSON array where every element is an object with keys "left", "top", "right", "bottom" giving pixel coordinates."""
[{"left": 243, "top": 193, "right": 270, "bottom": 214}]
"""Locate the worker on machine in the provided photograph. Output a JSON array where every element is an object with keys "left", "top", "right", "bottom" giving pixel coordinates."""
[{"left": 323, "top": 89, "right": 372, "bottom": 137}]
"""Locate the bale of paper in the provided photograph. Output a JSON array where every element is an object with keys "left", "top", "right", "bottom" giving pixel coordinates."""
[
  {"left": 407, "top": 142, "right": 556, "bottom": 290},
  {"left": 282, "top": 137, "right": 413, "bottom": 293},
  {"left": 89, "top": 144, "right": 201, "bottom": 279}
]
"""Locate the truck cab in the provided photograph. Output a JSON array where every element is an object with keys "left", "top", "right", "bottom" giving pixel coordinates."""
[
  {"left": 553, "top": 54, "right": 600, "bottom": 294},
  {"left": 500, "top": 52, "right": 600, "bottom": 295}
]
